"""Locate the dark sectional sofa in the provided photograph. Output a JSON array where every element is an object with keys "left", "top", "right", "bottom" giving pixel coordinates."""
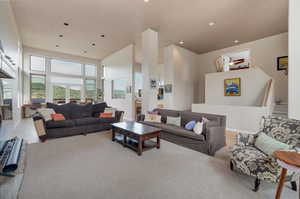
[
  {"left": 138, "top": 109, "right": 226, "bottom": 156},
  {"left": 33, "top": 102, "right": 123, "bottom": 140}
]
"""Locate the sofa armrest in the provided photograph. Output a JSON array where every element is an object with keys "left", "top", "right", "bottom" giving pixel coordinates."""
[
  {"left": 33, "top": 118, "right": 47, "bottom": 138},
  {"left": 206, "top": 126, "right": 226, "bottom": 156},
  {"left": 137, "top": 114, "right": 145, "bottom": 122},
  {"left": 237, "top": 132, "right": 258, "bottom": 146}
]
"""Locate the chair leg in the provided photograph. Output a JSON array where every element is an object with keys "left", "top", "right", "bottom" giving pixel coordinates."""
[
  {"left": 291, "top": 181, "right": 297, "bottom": 191},
  {"left": 230, "top": 161, "right": 234, "bottom": 171},
  {"left": 253, "top": 178, "right": 261, "bottom": 192}
]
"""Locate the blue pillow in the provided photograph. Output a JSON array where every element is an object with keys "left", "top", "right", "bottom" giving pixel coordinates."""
[{"left": 185, "top": 121, "right": 196, "bottom": 131}]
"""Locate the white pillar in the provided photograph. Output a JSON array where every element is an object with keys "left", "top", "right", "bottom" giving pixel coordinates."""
[
  {"left": 288, "top": 0, "right": 300, "bottom": 119},
  {"left": 141, "top": 29, "right": 159, "bottom": 113}
]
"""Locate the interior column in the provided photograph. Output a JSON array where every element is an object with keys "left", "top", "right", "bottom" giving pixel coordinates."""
[
  {"left": 141, "top": 29, "right": 159, "bottom": 113},
  {"left": 288, "top": 0, "right": 300, "bottom": 119}
]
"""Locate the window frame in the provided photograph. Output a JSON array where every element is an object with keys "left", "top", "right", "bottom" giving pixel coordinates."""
[{"left": 30, "top": 74, "right": 46, "bottom": 103}]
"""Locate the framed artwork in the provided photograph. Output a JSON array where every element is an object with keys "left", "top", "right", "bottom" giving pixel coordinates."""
[
  {"left": 150, "top": 79, "right": 157, "bottom": 89},
  {"left": 157, "top": 88, "right": 164, "bottom": 100},
  {"left": 112, "top": 79, "right": 126, "bottom": 99},
  {"left": 224, "top": 78, "right": 241, "bottom": 96},
  {"left": 164, "top": 84, "right": 172, "bottom": 93},
  {"left": 277, "top": 56, "right": 288, "bottom": 71}
]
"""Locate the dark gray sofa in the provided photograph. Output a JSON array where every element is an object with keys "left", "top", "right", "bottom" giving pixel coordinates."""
[
  {"left": 138, "top": 109, "right": 226, "bottom": 156},
  {"left": 33, "top": 102, "right": 123, "bottom": 141}
]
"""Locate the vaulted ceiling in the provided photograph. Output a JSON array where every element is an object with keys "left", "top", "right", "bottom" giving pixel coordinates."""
[{"left": 11, "top": 0, "right": 288, "bottom": 60}]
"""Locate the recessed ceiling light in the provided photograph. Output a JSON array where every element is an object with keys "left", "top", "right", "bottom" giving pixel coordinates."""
[
  {"left": 234, "top": 40, "right": 239, "bottom": 43},
  {"left": 179, "top": 41, "right": 184, "bottom": 45},
  {"left": 144, "top": 0, "right": 149, "bottom": 2},
  {"left": 56, "top": 45, "right": 59, "bottom": 47},
  {"left": 83, "top": 50, "right": 87, "bottom": 53},
  {"left": 59, "top": 34, "right": 63, "bottom": 38},
  {"left": 100, "top": 34, "right": 105, "bottom": 38},
  {"left": 64, "top": 22, "right": 69, "bottom": 26},
  {"left": 208, "top": 22, "right": 215, "bottom": 26},
  {"left": 92, "top": 43, "right": 96, "bottom": 46}
]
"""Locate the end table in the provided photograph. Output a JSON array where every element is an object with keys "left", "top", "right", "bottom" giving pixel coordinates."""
[{"left": 273, "top": 151, "right": 300, "bottom": 199}]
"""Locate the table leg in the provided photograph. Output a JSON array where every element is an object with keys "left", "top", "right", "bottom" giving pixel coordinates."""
[
  {"left": 123, "top": 136, "right": 127, "bottom": 147},
  {"left": 138, "top": 137, "right": 143, "bottom": 156},
  {"left": 156, "top": 134, "right": 160, "bottom": 149},
  {"left": 112, "top": 128, "right": 115, "bottom": 142},
  {"left": 275, "top": 168, "right": 287, "bottom": 199}
]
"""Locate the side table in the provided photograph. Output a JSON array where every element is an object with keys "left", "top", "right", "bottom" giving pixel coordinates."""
[{"left": 273, "top": 151, "right": 300, "bottom": 199}]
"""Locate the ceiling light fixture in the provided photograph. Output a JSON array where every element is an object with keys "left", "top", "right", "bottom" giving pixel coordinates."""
[
  {"left": 179, "top": 41, "right": 184, "bottom": 45},
  {"left": 83, "top": 50, "right": 87, "bottom": 53},
  {"left": 208, "top": 22, "right": 215, "bottom": 26},
  {"left": 100, "top": 34, "right": 105, "bottom": 38},
  {"left": 144, "top": 0, "right": 149, "bottom": 2},
  {"left": 59, "top": 34, "right": 63, "bottom": 38},
  {"left": 56, "top": 45, "right": 59, "bottom": 47},
  {"left": 92, "top": 43, "right": 96, "bottom": 46},
  {"left": 234, "top": 40, "right": 239, "bottom": 43},
  {"left": 64, "top": 22, "right": 69, "bottom": 26}
]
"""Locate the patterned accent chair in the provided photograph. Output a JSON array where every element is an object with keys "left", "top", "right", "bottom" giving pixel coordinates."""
[{"left": 230, "top": 116, "right": 300, "bottom": 192}]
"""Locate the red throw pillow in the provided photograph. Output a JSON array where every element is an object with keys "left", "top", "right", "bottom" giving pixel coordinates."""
[
  {"left": 51, "top": 114, "right": 65, "bottom": 121},
  {"left": 99, "top": 113, "right": 113, "bottom": 118}
]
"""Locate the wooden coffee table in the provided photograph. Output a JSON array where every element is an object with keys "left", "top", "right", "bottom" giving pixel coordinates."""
[{"left": 111, "top": 122, "right": 161, "bottom": 156}]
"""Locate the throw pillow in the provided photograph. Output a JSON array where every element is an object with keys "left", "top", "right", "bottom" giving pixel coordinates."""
[
  {"left": 37, "top": 108, "right": 56, "bottom": 121},
  {"left": 166, "top": 116, "right": 181, "bottom": 126},
  {"left": 144, "top": 114, "right": 161, "bottom": 123},
  {"left": 193, "top": 122, "right": 203, "bottom": 135},
  {"left": 202, "top": 117, "right": 210, "bottom": 123},
  {"left": 99, "top": 113, "right": 113, "bottom": 118},
  {"left": 185, "top": 121, "right": 196, "bottom": 131},
  {"left": 255, "top": 133, "right": 290, "bottom": 156},
  {"left": 51, "top": 114, "right": 65, "bottom": 121},
  {"left": 104, "top": 107, "right": 116, "bottom": 117}
]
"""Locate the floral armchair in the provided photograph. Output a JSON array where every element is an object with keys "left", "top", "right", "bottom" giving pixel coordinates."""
[{"left": 230, "top": 116, "right": 300, "bottom": 192}]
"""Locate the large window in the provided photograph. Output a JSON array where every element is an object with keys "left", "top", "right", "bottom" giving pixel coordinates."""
[
  {"left": 85, "top": 64, "right": 96, "bottom": 77},
  {"left": 31, "top": 75, "right": 46, "bottom": 103},
  {"left": 29, "top": 56, "right": 98, "bottom": 104},
  {"left": 30, "top": 56, "right": 45, "bottom": 72},
  {"left": 85, "top": 79, "right": 96, "bottom": 100},
  {"left": 51, "top": 59, "right": 82, "bottom": 75}
]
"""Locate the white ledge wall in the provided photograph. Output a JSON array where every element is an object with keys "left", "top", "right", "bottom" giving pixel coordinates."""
[{"left": 192, "top": 104, "right": 271, "bottom": 133}]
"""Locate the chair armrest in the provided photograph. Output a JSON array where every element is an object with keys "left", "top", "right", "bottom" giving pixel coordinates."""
[
  {"left": 206, "top": 126, "right": 226, "bottom": 156},
  {"left": 115, "top": 111, "right": 124, "bottom": 122},
  {"left": 137, "top": 114, "right": 145, "bottom": 122},
  {"left": 237, "top": 132, "right": 258, "bottom": 146}
]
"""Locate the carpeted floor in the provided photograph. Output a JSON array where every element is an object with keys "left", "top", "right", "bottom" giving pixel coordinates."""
[{"left": 18, "top": 132, "right": 297, "bottom": 199}]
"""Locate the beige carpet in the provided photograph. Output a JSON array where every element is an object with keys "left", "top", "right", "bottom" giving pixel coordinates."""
[{"left": 19, "top": 132, "right": 297, "bottom": 199}]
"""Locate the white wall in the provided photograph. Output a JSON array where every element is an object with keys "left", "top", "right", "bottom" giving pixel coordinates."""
[
  {"left": 163, "top": 45, "right": 198, "bottom": 110},
  {"left": 103, "top": 45, "right": 134, "bottom": 120},
  {"left": 205, "top": 68, "right": 272, "bottom": 106},
  {"left": 22, "top": 46, "right": 101, "bottom": 104},
  {"left": 192, "top": 104, "right": 272, "bottom": 133},
  {"left": 198, "top": 33, "right": 288, "bottom": 103},
  {"left": 288, "top": 0, "right": 300, "bottom": 120},
  {"left": 0, "top": 1, "right": 23, "bottom": 122}
]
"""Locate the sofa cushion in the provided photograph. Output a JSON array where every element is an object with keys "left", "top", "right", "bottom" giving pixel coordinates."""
[
  {"left": 69, "top": 103, "right": 93, "bottom": 119},
  {"left": 254, "top": 133, "right": 290, "bottom": 156},
  {"left": 98, "top": 117, "right": 117, "bottom": 124},
  {"left": 92, "top": 102, "right": 108, "bottom": 117},
  {"left": 47, "top": 103, "right": 72, "bottom": 119},
  {"left": 74, "top": 117, "right": 100, "bottom": 126},
  {"left": 45, "top": 120, "right": 75, "bottom": 129},
  {"left": 180, "top": 111, "right": 222, "bottom": 127},
  {"left": 141, "top": 121, "right": 205, "bottom": 141},
  {"left": 153, "top": 109, "right": 180, "bottom": 123}
]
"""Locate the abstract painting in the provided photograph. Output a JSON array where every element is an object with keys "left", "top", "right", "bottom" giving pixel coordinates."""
[{"left": 224, "top": 78, "right": 241, "bottom": 96}]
